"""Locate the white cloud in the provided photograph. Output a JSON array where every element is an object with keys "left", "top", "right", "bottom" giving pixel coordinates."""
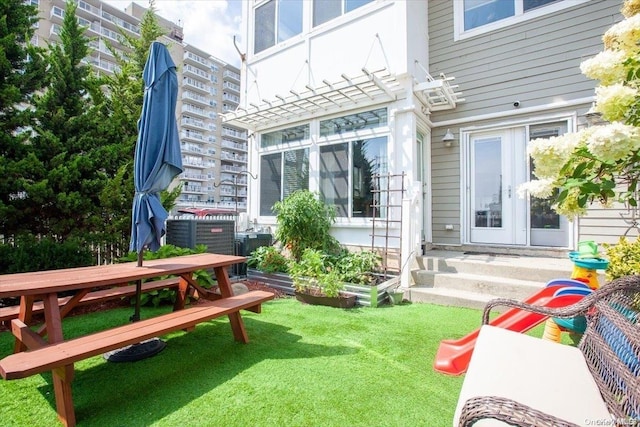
[{"left": 102, "top": 0, "right": 243, "bottom": 67}]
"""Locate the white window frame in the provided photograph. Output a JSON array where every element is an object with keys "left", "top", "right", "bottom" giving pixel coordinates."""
[
  {"left": 453, "top": 0, "right": 591, "bottom": 41},
  {"left": 253, "top": 0, "right": 303, "bottom": 55}
]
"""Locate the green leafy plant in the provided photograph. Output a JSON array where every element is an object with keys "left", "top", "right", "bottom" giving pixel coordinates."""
[
  {"left": 273, "top": 190, "right": 340, "bottom": 261},
  {"left": 0, "top": 235, "right": 94, "bottom": 274},
  {"left": 603, "top": 237, "right": 640, "bottom": 281},
  {"left": 289, "top": 248, "right": 344, "bottom": 298},
  {"left": 335, "top": 249, "right": 381, "bottom": 285},
  {"left": 289, "top": 248, "right": 382, "bottom": 298},
  {"left": 119, "top": 244, "right": 215, "bottom": 307},
  {"left": 247, "top": 245, "right": 289, "bottom": 273}
]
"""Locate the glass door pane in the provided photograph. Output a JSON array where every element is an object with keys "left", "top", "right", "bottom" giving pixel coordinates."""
[{"left": 473, "top": 136, "right": 503, "bottom": 229}]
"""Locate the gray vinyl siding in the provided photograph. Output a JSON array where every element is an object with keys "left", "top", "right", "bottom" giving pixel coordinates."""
[
  {"left": 427, "top": 0, "right": 623, "bottom": 248},
  {"left": 428, "top": 0, "right": 620, "bottom": 122}
]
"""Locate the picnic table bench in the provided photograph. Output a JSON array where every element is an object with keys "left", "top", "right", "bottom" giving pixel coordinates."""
[
  {"left": 453, "top": 275, "right": 640, "bottom": 426},
  {"left": 0, "top": 277, "right": 180, "bottom": 324},
  {"left": 0, "top": 253, "right": 274, "bottom": 427}
]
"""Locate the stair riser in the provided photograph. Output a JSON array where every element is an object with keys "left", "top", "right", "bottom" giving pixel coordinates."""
[
  {"left": 407, "top": 290, "right": 488, "bottom": 310},
  {"left": 419, "top": 257, "right": 570, "bottom": 283},
  {"left": 412, "top": 271, "right": 541, "bottom": 301}
]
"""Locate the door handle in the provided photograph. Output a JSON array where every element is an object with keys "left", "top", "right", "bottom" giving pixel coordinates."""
[{"left": 508, "top": 185, "right": 512, "bottom": 199}]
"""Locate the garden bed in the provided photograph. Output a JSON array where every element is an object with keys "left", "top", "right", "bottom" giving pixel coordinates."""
[{"left": 247, "top": 269, "right": 399, "bottom": 307}]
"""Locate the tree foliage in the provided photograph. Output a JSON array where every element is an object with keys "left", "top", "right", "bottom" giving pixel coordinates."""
[
  {"left": 0, "top": 1, "right": 180, "bottom": 265},
  {"left": 22, "top": 0, "right": 106, "bottom": 239},
  {"left": 0, "top": 0, "right": 46, "bottom": 238}
]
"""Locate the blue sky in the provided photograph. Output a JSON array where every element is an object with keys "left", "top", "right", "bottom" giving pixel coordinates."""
[{"left": 102, "top": 0, "right": 244, "bottom": 67}]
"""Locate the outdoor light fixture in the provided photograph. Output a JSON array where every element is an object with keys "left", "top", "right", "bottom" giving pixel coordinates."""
[{"left": 442, "top": 129, "right": 455, "bottom": 147}]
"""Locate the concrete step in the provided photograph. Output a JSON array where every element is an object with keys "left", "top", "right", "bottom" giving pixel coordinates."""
[
  {"left": 411, "top": 271, "right": 545, "bottom": 301},
  {"left": 406, "top": 286, "right": 495, "bottom": 311},
  {"left": 417, "top": 253, "right": 574, "bottom": 283},
  {"left": 408, "top": 250, "right": 605, "bottom": 310}
]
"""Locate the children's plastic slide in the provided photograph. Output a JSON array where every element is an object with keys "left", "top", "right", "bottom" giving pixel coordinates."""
[{"left": 433, "top": 279, "right": 591, "bottom": 376}]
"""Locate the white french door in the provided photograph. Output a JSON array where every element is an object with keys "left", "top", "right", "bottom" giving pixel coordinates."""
[
  {"left": 466, "top": 122, "right": 570, "bottom": 247},
  {"left": 468, "top": 129, "right": 527, "bottom": 245}
]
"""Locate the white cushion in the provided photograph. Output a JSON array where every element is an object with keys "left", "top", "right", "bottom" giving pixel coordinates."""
[{"left": 453, "top": 325, "right": 613, "bottom": 426}]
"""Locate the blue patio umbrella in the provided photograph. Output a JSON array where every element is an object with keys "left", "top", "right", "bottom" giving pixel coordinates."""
[
  {"left": 106, "top": 42, "right": 183, "bottom": 363},
  {"left": 130, "top": 41, "right": 183, "bottom": 261}
]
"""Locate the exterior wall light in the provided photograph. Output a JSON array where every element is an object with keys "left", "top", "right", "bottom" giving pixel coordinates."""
[{"left": 442, "top": 129, "right": 455, "bottom": 147}]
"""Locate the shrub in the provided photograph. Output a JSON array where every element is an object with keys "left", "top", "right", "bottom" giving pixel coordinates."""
[
  {"left": 273, "top": 190, "right": 340, "bottom": 261},
  {"left": 0, "top": 235, "right": 94, "bottom": 274},
  {"left": 119, "top": 244, "right": 215, "bottom": 307},
  {"left": 247, "top": 245, "right": 289, "bottom": 273},
  {"left": 603, "top": 237, "right": 640, "bottom": 281}
]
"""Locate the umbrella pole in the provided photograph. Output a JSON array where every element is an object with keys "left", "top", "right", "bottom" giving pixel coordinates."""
[
  {"left": 105, "top": 246, "right": 166, "bottom": 362},
  {"left": 131, "top": 249, "right": 144, "bottom": 322}
]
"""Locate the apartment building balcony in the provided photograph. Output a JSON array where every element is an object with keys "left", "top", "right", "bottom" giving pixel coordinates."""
[
  {"left": 181, "top": 144, "right": 203, "bottom": 154},
  {"left": 221, "top": 139, "right": 248, "bottom": 152},
  {"left": 220, "top": 152, "right": 247, "bottom": 163},
  {"left": 183, "top": 64, "right": 210, "bottom": 81},
  {"left": 223, "top": 93, "right": 240, "bottom": 104},
  {"left": 181, "top": 172, "right": 207, "bottom": 182},
  {"left": 223, "top": 81, "right": 240, "bottom": 93},
  {"left": 220, "top": 165, "right": 246, "bottom": 174},
  {"left": 182, "top": 158, "right": 206, "bottom": 169},
  {"left": 180, "top": 130, "right": 205, "bottom": 142},
  {"left": 184, "top": 51, "right": 210, "bottom": 68},
  {"left": 223, "top": 70, "right": 240, "bottom": 81},
  {"left": 182, "top": 185, "right": 207, "bottom": 194},
  {"left": 181, "top": 91, "right": 209, "bottom": 107},
  {"left": 182, "top": 77, "right": 212, "bottom": 94},
  {"left": 181, "top": 116, "right": 207, "bottom": 131},
  {"left": 222, "top": 127, "right": 246, "bottom": 140},
  {"left": 181, "top": 104, "right": 208, "bottom": 119}
]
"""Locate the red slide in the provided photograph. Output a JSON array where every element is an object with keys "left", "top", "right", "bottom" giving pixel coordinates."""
[{"left": 433, "top": 285, "right": 585, "bottom": 376}]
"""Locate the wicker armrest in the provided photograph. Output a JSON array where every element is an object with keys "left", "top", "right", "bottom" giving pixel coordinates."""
[
  {"left": 482, "top": 276, "right": 640, "bottom": 324},
  {"left": 458, "top": 396, "right": 580, "bottom": 427}
]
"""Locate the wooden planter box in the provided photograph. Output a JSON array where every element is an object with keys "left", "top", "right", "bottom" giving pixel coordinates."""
[{"left": 247, "top": 269, "right": 399, "bottom": 308}]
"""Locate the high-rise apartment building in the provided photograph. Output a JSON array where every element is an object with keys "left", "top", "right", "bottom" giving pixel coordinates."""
[{"left": 32, "top": 0, "right": 248, "bottom": 213}]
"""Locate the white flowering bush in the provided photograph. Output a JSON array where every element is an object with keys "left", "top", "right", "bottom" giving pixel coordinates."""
[{"left": 519, "top": 0, "right": 640, "bottom": 217}]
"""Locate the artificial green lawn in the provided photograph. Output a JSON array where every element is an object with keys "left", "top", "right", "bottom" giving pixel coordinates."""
[{"left": 0, "top": 298, "right": 562, "bottom": 427}]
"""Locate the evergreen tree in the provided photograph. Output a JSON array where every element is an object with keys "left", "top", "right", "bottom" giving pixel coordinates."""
[
  {"left": 0, "top": 0, "right": 46, "bottom": 239},
  {"left": 26, "top": 0, "right": 104, "bottom": 239}
]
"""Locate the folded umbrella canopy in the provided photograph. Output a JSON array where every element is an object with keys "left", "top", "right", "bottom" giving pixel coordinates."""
[
  {"left": 130, "top": 41, "right": 183, "bottom": 260},
  {"left": 106, "top": 42, "right": 183, "bottom": 363}
]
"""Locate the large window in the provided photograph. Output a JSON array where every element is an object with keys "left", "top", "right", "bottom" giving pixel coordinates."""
[
  {"left": 261, "top": 124, "right": 309, "bottom": 148},
  {"left": 320, "top": 136, "right": 388, "bottom": 217},
  {"left": 254, "top": 0, "right": 303, "bottom": 54},
  {"left": 260, "top": 149, "right": 309, "bottom": 215},
  {"left": 313, "top": 0, "right": 373, "bottom": 27},
  {"left": 319, "top": 108, "right": 387, "bottom": 137},
  {"left": 457, "top": 0, "right": 583, "bottom": 38}
]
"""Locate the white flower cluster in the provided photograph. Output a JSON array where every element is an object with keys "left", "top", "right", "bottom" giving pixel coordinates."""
[
  {"left": 604, "top": 13, "right": 640, "bottom": 52},
  {"left": 527, "top": 133, "right": 582, "bottom": 179},
  {"left": 587, "top": 122, "right": 640, "bottom": 163},
  {"left": 595, "top": 84, "right": 638, "bottom": 122},
  {"left": 580, "top": 50, "right": 627, "bottom": 85}
]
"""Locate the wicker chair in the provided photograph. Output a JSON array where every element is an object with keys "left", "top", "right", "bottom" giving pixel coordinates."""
[{"left": 457, "top": 275, "right": 640, "bottom": 427}]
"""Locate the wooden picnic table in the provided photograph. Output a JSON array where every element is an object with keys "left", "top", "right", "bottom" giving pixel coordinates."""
[{"left": 0, "top": 253, "right": 274, "bottom": 427}]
